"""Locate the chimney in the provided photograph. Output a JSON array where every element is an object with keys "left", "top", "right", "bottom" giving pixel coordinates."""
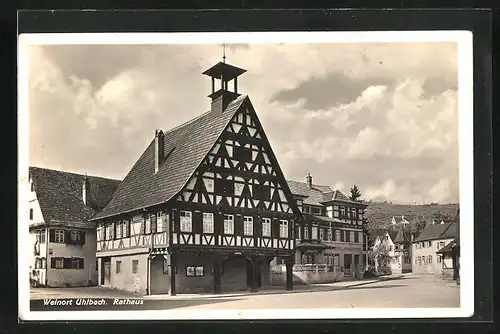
[
  {"left": 82, "top": 174, "right": 90, "bottom": 205},
  {"left": 155, "top": 129, "right": 165, "bottom": 174},
  {"left": 306, "top": 173, "right": 313, "bottom": 189}
]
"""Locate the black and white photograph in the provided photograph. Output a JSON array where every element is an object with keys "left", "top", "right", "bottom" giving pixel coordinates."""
[{"left": 18, "top": 30, "right": 474, "bottom": 321}]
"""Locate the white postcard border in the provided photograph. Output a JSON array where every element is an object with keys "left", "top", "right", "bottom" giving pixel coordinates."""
[{"left": 18, "top": 30, "right": 474, "bottom": 321}]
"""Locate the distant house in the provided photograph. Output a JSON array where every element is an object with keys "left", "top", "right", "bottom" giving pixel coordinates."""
[
  {"left": 391, "top": 229, "right": 412, "bottom": 274},
  {"left": 412, "top": 221, "right": 457, "bottom": 275},
  {"left": 391, "top": 215, "right": 410, "bottom": 228},
  {"left": 28, "top": 167, "right": 120, "bottom": 287},
  {"left": 368, "top": 228, "right": 412, "bottom": 274}
]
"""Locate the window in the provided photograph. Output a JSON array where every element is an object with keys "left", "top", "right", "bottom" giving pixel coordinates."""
[
  {"left": 180, "top": 211, "right": 192, "bottom": 232},
  {"left": 203, "top": 213, "right": 214, "bottom": 233},
  {"left": 312, "top": 207, "right": 322, "bottom": 215},
  {"left": 116, "top": 261, "right": 122, "bottom": 274},
  {"left": 427, "top": 241, "right": 432, "bottom": 247},
  {"left": 106, "top": 224, "right": 113, "bottom": 240},
  {"left": 262, "top": 218, "right": 271, "bottom": 237},
  {"left": 234, "top": 146, "right": 252, "bottom": 162},
  {"left": 41, "top": 257, "right": 46, "bottom": 269},
  {"left": 304, "top": 227, "right": 309, "bottom": 239},
  {"left": 122, "top": 221, "right": 129, "bottom": 238},
  {"left": 29, "top": 209, "right": 33, "bottom": 220},
  {"left": 296, "top": 225, "right": 302, "bottom": 240},
  {"left": 55, "top": 230, "right": 65, "bottom": 243},
  {"left": 279, "top": 220, "right": 288, "bottom": 238},
  {"left": 71, "top": 230, "right": 80, "bottom": 242},
  {"left": 215, "top": 178, "right": 233, "bottom": 195},
  {"left": 335, "top": 229, "right": 341, "bottom": 241},
  {"left": 132, "top": 260, "right": 139, "bottom": 274},
  {"left": 205, "top": 179, "right": 214, "bottom": 193},
  {"left": 428, "top": 256, "right": 432, "bottom": 264},
  {"left": 116, "top": 222, "right": 122, "bottom": 239},
  {"left": 254, "top": 184, "right": 271, "bottom": 201},
  {"left": 71, "top": 258, "right": 84, "bottom": 269},
  {"left": 35, "top": 257, "right": 41, "bottom": 269},
  {"left": 243, "top": 216, "right": 253, "bottom": 236},
  {"left": 234, "top": 182, "right": 244, "bottom": 196},
  {"left": 319, "top": 228, "right": 324, "bottom": 240},
  {"left": 145, "top": 216, "right": 151, "bottom": 234},
  {"left": 54, "top": 258, "right": 64, "bottom": 269},
  {"left": 437, "top": 255, "right": 442, "bottom": 263},
  {"left": 345, "top": 230, "right": 351, "bottom": 242},
  {"left": 354, "top": 231, "right": 359, "bottom": 242},
  {"left": 439, "top": 241, "right": 445, "bottom": 249},
  {"left": 151, "top": 214, "right": 157, "bottom": 234},
  {"left": 186, "top": 265, "right": 205, "bottom": 277},
  {"left": 311, "top": 226, "right": 318, "bottom": 240},
  {"left": 224, "top": 214, "right": 234, "bottom": 234},
  {"left": 333, "top": 210, "right": 339, "bottom": 218}
]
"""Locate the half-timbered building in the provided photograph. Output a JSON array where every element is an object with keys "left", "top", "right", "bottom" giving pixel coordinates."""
[
  {"left": 91, "top": 59, "right": 300, "bottom": 295},
  {"left": 28, "top": 167, "right": 120, "bottom": 287},
  {"left": 287, "top": 174, "right": 368, "bottom": 279}
]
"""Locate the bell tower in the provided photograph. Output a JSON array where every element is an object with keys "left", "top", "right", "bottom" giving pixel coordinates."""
[{"left": 202, "top": 45, "right": 247, "bottom": 113}]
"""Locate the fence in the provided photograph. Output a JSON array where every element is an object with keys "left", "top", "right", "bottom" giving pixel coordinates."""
[{"left": 270, "top": 264, "right": 343, "bottom": 285}]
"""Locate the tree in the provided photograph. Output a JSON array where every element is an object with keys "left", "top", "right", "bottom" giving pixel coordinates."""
[
  {"left": 368, "top": 242, "right": 392, "bottom": 276},
  {"left": 349, "top": 185, "right": 362, "bottom": 201}
]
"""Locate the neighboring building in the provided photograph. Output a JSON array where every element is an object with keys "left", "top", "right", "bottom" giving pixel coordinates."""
[
  {"left": 391, "top": 229, "right": 412, "bottom": 274},
  {"left": 436, "top": 209, "right": 460, "bottom": 281},
  {"left": 367, "top": 228, "right": 412, "bottom": 274},
  {"left": 391, "top": 215, "right": 410, "bottom": 228},
  {"left": 91, "top": 59, "right": 300, "bottom": 295},
  {"left": 287, "top": 174, "right": 368, "bottom": 279},
  {"left": 412, "top": 221, "right": 457, "bottom": 275},
  {"left": 28, "top": 167, "right": 120, "bottom": 287}
]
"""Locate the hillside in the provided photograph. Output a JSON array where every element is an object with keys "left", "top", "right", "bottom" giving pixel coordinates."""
[{"left": 363, "top": 201, "right": 459, "bottom": 228}]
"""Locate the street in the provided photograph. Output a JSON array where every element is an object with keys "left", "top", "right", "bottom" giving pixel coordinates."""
[{"left": 30, "top": 274, "right": 460, "bottom": 311}]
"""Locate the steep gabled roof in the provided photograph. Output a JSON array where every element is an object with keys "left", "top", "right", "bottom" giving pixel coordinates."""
[
  {"left": 413, "top": 222, "right": 457, "bottom": 242},
  {"left": 94, "top": 95, "right": 248, "bottom": 220},
  {"left": 387, "top": 230, "right": 399, "bottom": 243},
  {"left": 393, "top": 229, "right": 412, "bottom": 244},
  {"left": 286, "top": 180, "right": 333, "bottom": 206},
  {"left": 29, "top": 167, "right": 120, "bottom": 225}
]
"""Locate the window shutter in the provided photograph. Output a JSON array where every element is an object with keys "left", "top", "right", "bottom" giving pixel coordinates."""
[
  {"left": 80, "top": 258, "right": 85, "bottom": 269},
  {"left": 64, "top": 230, "right": 71, "bottom": 244},
  {"left": 340, "top": 230, "right": 345, "bottom": 242},
  {"left": 141, "top": 218, "right": 146, "bottom": 234},
  {"left": 51, "top": 258, "right": 56, "bottom": 268},
  {"left": 49, "top": 229, "right": 55, "bottom": 242},
  {"left": 80, "top": 231, "right": 86, "bottom": 245},
  {"left": 63, "top": 258, "right": 71, "bottom": 269}
]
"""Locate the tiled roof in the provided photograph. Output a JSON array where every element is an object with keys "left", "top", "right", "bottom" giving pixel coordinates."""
[
  {"left": 387, "top": 230, "right": 399, "bottom": 242},
  {"left": 436, "top": 240, "right": 457, "bottom": 254},
  {"left": 286, "top": 180, "right": 333, "bottom": 206},
  {"left": 393, "top": 229, "right": 412, "bottom": 244},
  {"left": 322, "top": 189, "right": 361, "bottom": 205},
  {"left": 29, "top": 167, "right": 120, "bottom": 226},
  {"left": 94, "top": 95, "right": 250, "bottom": 219},
  {"left": 413, "top": 222, "right": 457, "bottom": 242}
]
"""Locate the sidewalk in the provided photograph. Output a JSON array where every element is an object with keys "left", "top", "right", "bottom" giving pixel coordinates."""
[{"left": 143, "top": 274, "right": 407, "bottom": 300}]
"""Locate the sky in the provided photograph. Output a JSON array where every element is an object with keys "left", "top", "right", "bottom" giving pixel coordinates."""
[{"left": 27, "top": 42, "right": 459, "bottom": 205}]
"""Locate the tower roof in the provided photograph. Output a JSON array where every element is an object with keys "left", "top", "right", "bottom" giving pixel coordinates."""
[{"left": 202, "top": 61, "right": 247, "bottom": 81}]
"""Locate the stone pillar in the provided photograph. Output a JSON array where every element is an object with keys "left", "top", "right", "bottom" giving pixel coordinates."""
[
  {"left": 285, "top": 256, "right": 294, "bottom": 291},
  {"left": 169, "top": 252, "right": 177, "bottom": 296}
]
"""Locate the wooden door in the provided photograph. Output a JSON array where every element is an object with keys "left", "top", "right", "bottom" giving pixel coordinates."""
[{"left": 103, "top": 259, "right": 111, "bottom": 286}]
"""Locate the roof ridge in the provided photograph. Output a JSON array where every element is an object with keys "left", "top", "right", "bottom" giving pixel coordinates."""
[{"left": 30, "top": 166, "right": 121, "bottom": 182}]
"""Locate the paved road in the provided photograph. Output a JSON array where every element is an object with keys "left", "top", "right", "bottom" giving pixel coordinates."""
[
  {"left": 173, "top": 275, "right": 460, "bottom": 310},
  {"left": 30, "top": 275, "right": 459, "bottom": 311}
]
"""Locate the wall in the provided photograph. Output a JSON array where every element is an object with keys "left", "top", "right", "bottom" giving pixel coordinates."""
[
  {"left": 100, "top": 252, "right": 149, "bottom": 294},
  {"left": 412, "top": 238, "right": 454, "bottom": 275},
  {"left": 46, "top": 228, "right": 98, "bottom": 287}
]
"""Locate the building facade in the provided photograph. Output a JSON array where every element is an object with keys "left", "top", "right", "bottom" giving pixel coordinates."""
[
  {"left": 92, "top": 60, "right": 300, "bottom": 295},
  {"left": 28, "top": 167, "right": 120, "bottom": 287},
  {"left": 412, "top": 222, "right": 457, "bottom": 275},
  {"left": 286, "top": 175, "right": 368, "bottom": 279}
]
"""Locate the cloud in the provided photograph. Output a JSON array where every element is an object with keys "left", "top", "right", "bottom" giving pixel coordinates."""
[{"left": 27, "top": 42, "right": 459, "bottom": 204}]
